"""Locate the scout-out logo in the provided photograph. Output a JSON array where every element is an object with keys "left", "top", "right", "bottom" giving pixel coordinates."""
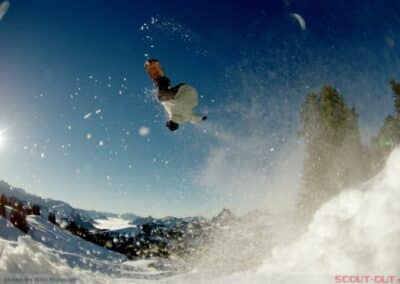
[{"left": 335, "top": 275, "right": 400, "bottom": 283}]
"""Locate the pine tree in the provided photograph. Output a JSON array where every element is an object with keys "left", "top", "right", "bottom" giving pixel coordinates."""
[
  {"left": 390, "top": 80, "right": 400, "bottom": 118},
  {"left": 32, "top": 204, "right": 41, "bottom": 215},
  {"left": 369, "top": 80, "right": 400, "bottom": 174},
  {"left": 0, "top": 194, "right": 7, "bottom": 205},
  {"left": 297, "top": 85, "right": 365, "bottom": 221},
  {"left": 0, "top": 203, "right": 5, "bottom": 218},
  {"left": 10, "top": 209, "right": 29, "bottom": 233},
  {"left": 48, "top": 212, "right": 57, "bottom": 225}
]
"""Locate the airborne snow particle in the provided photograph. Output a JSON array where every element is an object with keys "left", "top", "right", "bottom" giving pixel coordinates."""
[
  {"left": 40, "top": 153, "right": 45, "bottom": 159},
  {"left": 99, "top": 140, "right": 104, "bottom": 147},
  {"left": 0, "top": 1, "right": 10, "bottom": 21},
  {"left": 385, "top": 35, "right": 395, "bottom": 48},
  {"left": 85, "top": 133, "right": 92, "bottom": 140},
  {"left": 138, "top": 126, "right": 150, "bottom": 137},
  {"left": 95, "top": 109, "right": 102, "bottom": 115},
  {"left": 290, "top": 13, "right": 306, "bottom": 31},
  {"left": 83, "top": 113, "right": 92, "bottom": 120}
]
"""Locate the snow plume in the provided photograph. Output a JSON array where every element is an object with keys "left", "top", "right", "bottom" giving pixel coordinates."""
[
  {"left": 0, "top": 0, "right": 9, "bottom": 21},
  {"left": 197, "top": 64, "right": 303, "bottom": 216},
  {"left": 185, "top": 64, "right": 305, "bottom": 276},
  {"left": 198, "top": 129, "right": 303, "bottom": 215}
]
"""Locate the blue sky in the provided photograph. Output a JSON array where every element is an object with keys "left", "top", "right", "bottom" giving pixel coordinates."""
[{"left": 1, "top": 0, "right": 400, "bottom": 217}]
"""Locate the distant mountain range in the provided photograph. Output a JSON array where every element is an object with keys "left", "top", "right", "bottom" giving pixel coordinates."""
[
  {"left": 0, "top": 179, "right": 242, "bottom": 259},
  {"left": 0, "top": 180, "right": 153, "bottom": 225}
]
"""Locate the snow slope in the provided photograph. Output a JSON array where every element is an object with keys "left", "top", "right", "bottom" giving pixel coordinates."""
[
  {"left": 27, "top": 216, "right": 127, "bottom": 271},
  {"left": 0, "top": 217, "right": 23, "bottom": 241},
  {"left": 0, "top": 216, "right": 175, "bottom": 282}
]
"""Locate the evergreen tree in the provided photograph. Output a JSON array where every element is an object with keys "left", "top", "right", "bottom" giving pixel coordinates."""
[
  {"left": 298, "top": 85, "right": 365, "bottom": 221},
  {"left": 32, "top": 204, "right": 41, "bottom": 215},
  {"left": 369, "top": 80, "right": 400, "bottom": 173},
  {"left": 10, "top": 209, "right": 29, "bottom": 233},
  {"left": 0, "top": 203, "right": 5, "bottom": 218},
  {"left": 390, "top": 80, "right": 400, "bottom": 118},
  {"left": 0, "top": 194, "right": 7, "bottom": 205},
  {"left": 48, "top": 212, "right": 57, "bottom": 225}
]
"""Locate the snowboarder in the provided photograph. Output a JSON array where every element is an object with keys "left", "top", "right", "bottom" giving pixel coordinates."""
[{"left": 144, "top": 59, "right": 207, "bottom": 131}]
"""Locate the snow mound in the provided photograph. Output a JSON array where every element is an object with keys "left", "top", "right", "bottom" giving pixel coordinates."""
[
  {"left": 0, "top": 236, "right": 96, "bottom": 282},
  {"left": 255, "top": 147, "right": 400, "bottom": 276}
]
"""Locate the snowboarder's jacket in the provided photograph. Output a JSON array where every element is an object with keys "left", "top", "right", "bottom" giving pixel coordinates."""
[{"left": 155, "top": 76, "right": 203, "bottom": 124}]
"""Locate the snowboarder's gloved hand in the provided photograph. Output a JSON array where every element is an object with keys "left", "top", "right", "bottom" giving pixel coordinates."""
[
  {"left": 144, "top": 59, "right": 165, "bottom": 81},
  {"left": 166, "top": 120, "right": 179, "bottom": 131}
]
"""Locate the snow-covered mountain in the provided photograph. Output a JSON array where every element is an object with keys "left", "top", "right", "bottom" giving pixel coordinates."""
[
  {"left": 0, "top": 181, "right": 208, "bottom": 232},
  {"left": 0, "top": 179, "right": 241, "bottom": 262},
  {"left": 0, "top": 181, "right": 128, "bottom": 227}
]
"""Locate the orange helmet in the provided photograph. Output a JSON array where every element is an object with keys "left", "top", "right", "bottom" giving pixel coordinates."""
[{"left": 144, "top": 59, "right": 165, "bottom": 81}]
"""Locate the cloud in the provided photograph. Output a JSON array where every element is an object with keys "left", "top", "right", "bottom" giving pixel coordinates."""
[{"left": 0, "top": 1, "right": 10, "bottom": 21}]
